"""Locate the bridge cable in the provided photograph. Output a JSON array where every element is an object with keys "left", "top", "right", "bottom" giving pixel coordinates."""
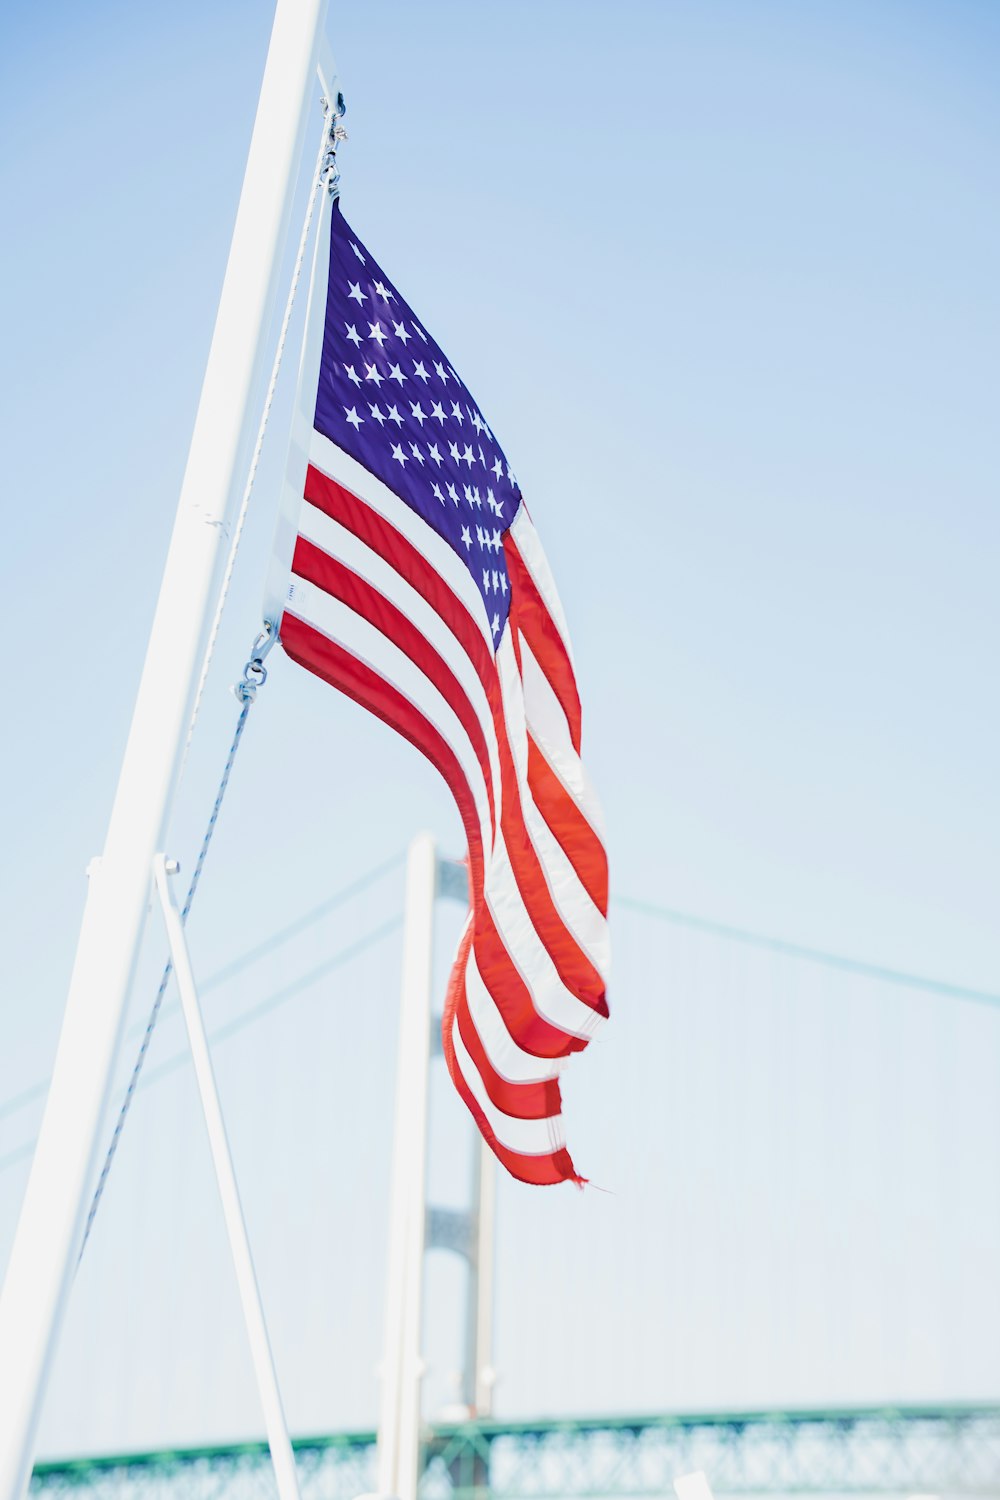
[
  {"left": 0, "top": 858, "right": 401, "bottom": 1146},
  {"left": 612, "top": 894, "right": 1000, "bottom": 1007},
  {"left": 0, "top": 853, "right": 404, "bottom": 1134},
  {"left": 0, "top": 917, "right": 401, "bottom": 1181}
]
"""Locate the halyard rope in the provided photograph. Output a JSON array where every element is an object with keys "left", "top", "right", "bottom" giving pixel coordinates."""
[
  {"left": 78, "top": 98, "right": 340, "bottom": 1263},
  {"left": 180, "top": 100, "right": 337, "bottom": 770}
]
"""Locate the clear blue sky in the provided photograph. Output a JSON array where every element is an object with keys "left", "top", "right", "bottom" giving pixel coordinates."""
[{"left": 1, "top": 0, "right": 998, "bottom": 1460}]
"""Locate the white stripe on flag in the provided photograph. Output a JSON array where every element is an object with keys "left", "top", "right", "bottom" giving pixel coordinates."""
[
  {"left": 309, "top": 431, "right": 495, "bottom": 644},
  {"left": 495, "top": 636, "right": 609, "bottom": 971},
  {"left": 286, "top": 576, "right": 494, "bottom": 854},
  {"left": 509, "top": 507, "right": 576, "bottom": 668},
  {"left": 484, "top": 827, "right": 605, "bottom": 1043},
  {"left": 464, "top": 940, "right": 566, "bottom": 1086},
  {"left": 518, "top": 636, "right": 607, "bottom": 841},
  {"left": 296, "top": 498, "right": 504, "bottom": 815},
  {"left": 450, "top": 1016, "right": 567, "bottom": 1157}
]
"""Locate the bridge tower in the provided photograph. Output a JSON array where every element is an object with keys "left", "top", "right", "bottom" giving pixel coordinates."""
[{"left": 376, "top": 834, "right": 496, "bottom": 1500}]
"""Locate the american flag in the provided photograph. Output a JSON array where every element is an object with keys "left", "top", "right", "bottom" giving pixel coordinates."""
[{"left": 279, "top": 201, "right": 609, "bottom": 1185}]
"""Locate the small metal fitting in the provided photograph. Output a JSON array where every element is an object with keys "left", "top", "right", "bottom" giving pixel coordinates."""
[
  {"left": 233, "top": 620, "right": 279, "bottom": 704},
  {"left": 322, "top": 90, "right": 348, "bottom": 198}
]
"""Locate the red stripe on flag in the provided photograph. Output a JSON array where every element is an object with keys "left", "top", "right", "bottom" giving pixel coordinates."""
[
  {"left": 527, "top": 733, "right": 609, "bottom": 915},
  {"left": 504, "top": 533, "right": 582, "bottom": 754},
  {"left": 472, "top": 902, "right": 588, "bottom": 1059},
  {"left": 305, "top": 466, "right": 496, "bottom": 694},
  {"left": 453, "top": 992, "right": 563, "bottom": 1121},
  {"left": 443, "top": 927, "right": 583, "bottom": 1187},
  {"left": 291, "top": 536, "right": 497, "bottom": 830},
  {"left": 279, "top": 613, "right": 486, "bottom": 897},
  {"left": 489, "top": 701, "right": 607, "bottom": 1017}
]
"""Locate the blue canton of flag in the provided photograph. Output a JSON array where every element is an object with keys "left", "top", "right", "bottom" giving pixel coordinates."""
[{"left": 313, "top": 204, "right": 522, "bottom": 642}]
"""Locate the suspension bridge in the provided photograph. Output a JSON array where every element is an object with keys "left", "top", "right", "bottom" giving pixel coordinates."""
[{"left": 1, "top": 843, "right": 997, "bottom": 1498}]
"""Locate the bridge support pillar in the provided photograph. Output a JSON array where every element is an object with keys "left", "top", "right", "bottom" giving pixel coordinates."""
[{"left": 375, "top": 838, "right": 495, "bottom": 1500}]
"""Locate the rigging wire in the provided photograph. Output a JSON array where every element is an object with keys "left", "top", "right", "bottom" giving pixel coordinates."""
[
  {"left": 611, "top": 894, "right": 1000, "bottom": 1008},
  {"left": 197, "top": 850, "right": 402, "bottom": 993},
  {"left": 180, "top": 100, "right": 335, "bottom": 772},
  {"left": 141, "top": 916, "right": 402, "bottom": 1089},
  {"left": 0, "top": 1080, "right": 48, "bottom": 1128}
]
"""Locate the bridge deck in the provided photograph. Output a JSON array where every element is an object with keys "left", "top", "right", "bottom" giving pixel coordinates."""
[{"left": 31, "top": 1404, "right": 1000, "bottom": 1497}]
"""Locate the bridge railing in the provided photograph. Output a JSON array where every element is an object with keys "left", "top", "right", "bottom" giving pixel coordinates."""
[{"left": 30, "top": 1405, "right": 1000, "bottom": 1499}]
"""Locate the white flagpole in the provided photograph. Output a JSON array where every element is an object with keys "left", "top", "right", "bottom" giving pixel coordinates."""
[{"left": 0, "top": 3, "right": 329, "bottom": 1493}]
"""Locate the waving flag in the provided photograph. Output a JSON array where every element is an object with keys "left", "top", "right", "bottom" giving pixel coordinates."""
[{"left": 276, "top": 201, "right": 609, "bottom": 1185}]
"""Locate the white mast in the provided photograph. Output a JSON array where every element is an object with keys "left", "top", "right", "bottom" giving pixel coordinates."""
[{"left": 0, "top": 4, "right": 329, "bottom": 1493}]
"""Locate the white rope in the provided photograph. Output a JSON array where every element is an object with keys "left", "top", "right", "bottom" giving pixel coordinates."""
[{"left": 180, "top": 100, "right": 334, "bottom": 768}]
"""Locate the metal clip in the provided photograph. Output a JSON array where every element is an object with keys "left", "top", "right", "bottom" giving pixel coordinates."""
[
  {"left": 322, "top": 91, "right": 348, "bottom": 199},
  {"left": 234, "top": 619, "right": 279, "bottom": 704}
]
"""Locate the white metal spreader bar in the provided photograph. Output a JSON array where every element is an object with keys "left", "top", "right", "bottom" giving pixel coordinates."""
[{"left": 152, "top": 855, "right": 301, "bottom": 1500}]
